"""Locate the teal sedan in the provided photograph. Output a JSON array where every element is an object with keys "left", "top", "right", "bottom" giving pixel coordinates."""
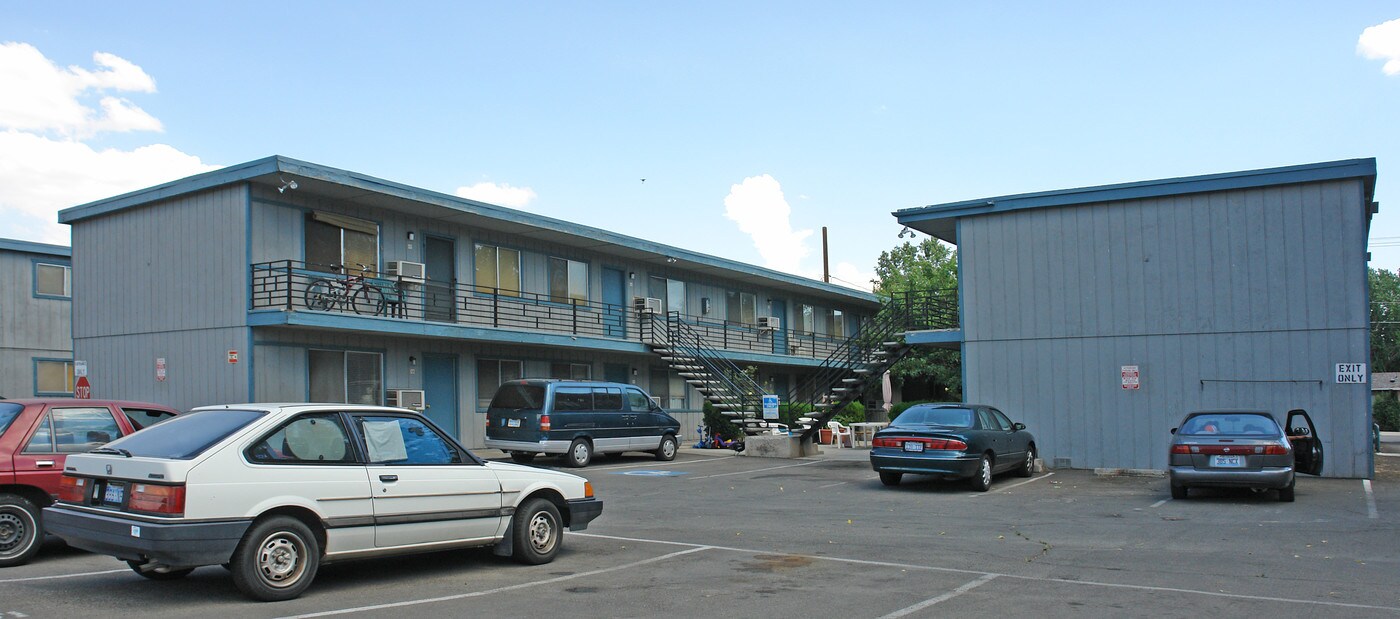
[{"left": 869, "top": 404, "right": 1037, "bottom": 491}]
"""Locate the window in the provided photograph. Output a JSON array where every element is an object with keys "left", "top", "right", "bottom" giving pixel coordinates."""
[
  {"left": 35, "top": 359, "right": 74, "bottom": 395},
  {"left": 554, "top": 387, "right": 593, "bottom": 411},
  {"left": 649, "top": 368, "right": 686, "bottom": 409},
  {"left": 305, "top": 212, "right": 379, "bottom": 274},
  {"left": 98, "top": 409, "right": 265, "bottom": 459},
  {"left": 35, "top": 263, "right": 71, "bottom": 298},
  {"left": 988, "top": 409, "right": 1013, "bottom": 431},
  {"left": 548, "top": 257, "right": 588, "bottom": 303},
  {"left": 726, "top": 291, "right": 756, "bottom": 324},
  {"left": 24, "top": 407, "right": 121, "bottom": 454},
  {"left": 593, "top": 387, "right": 623, "bottom": 411},
  {"left": 248, "top": 413, "right": 354, "bottom": 463},
  {"left": 800, "top": 304, "right": 815, "bottom": 334},
  {"left": 357, "top": 415, "right": 461, "bottom": 464},
  {"left": 625, "top": 389, "right": 653, "bottom": 411},
  {"left": 121, "top": 408, "right": 177, "bottom": 431},
  {"left": 826, "top": 308, "right": 845, "bottom": 338},
  {"left": 648, "top": 276, "right": 685, "bottom": 313},
  {"left": 474, "top": 244, "right": 521, "bottom": 296},
  {"left": 309, "top": 350, "right": 383, "bottom": 405},
  {"left": 549, "top": 362, "right": 591, "bottom": 380},
  {"left": 476, "top": 358, "right": 524, "bottom": 409}
]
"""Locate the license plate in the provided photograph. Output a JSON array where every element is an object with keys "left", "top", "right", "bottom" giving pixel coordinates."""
[
  {"left": 903, "top": 442, "right": 925, "bottom": 453},
  {"left": 103, "top": 482, "right": 126, "bottom": 505},
  {"left": 507, "top": 418, "right": 521, "bottom": 428},
  {"left": 1211, "top": 455, "right": 1244, "bottom": 468}
]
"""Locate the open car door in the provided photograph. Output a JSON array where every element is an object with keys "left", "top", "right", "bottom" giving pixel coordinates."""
[{"left": 1286, "top": 409, "right": 1324, "bottom": 476}]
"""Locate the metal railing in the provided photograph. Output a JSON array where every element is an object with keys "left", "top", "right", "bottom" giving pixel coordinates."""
[{"left": 641, "top": 311, "right": 766, "bottom": 417}]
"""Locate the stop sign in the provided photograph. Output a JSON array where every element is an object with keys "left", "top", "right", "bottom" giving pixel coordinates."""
[{"left": 74, "top": 376, "right": 92, "bottom": 399}]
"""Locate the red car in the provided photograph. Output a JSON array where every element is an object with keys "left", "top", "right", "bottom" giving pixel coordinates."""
[{"left": 0, "top": 399, "right": 179, "bottom": 566}]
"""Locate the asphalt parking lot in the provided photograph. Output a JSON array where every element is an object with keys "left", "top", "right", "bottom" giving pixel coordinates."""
[{"left": 3, "top": 448, "right": 1399, "bottom": 618}]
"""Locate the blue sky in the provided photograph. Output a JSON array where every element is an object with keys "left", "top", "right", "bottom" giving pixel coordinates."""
[{"left": 2, "top": 2, "right": 1399, "bottom": 289}]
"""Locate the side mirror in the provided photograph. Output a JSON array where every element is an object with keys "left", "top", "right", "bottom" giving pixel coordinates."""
[
  {"left": 1170, "top": 428, "right": 1177, "bottom": 435},
  {"left": 1012, "top": 422, "right": 1026, "bottom": 431}
]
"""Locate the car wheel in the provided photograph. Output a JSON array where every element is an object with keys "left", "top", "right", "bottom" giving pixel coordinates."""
[
  {"left": 1278, "top": 479, "right": 1296, "bottom": 502},
  {"left": 511, "top": 497, "right": 562, "bottom": 565},
  {"left": 230, "top": 516, "right": 320, "bottom": 602},
  {"left": 566, "top": 438, "right": 592, "bottom": 468},
  {"left": 1171, "top": 484, "right": 1188, "bottom": 500},
  {"left": 0, "top": 494, "right": 43, "bottom": 568},
  {"left": 879, "top": 471, "right": 903, "bottom": 486},
  {"left": 969, "top": 455, "right": 993, "bottom": 492},
  {"left": 509, "top": 452, "right": 536, "bottom": 464},
  {"left": 126, "top": 560, "right": 195, "bottom": 580},
  {"left": 1017, "top": 445, "right": 1037, "bottom": 478},
  {"left": 654, "top": 434, "right": 678, "bottom": 461}
]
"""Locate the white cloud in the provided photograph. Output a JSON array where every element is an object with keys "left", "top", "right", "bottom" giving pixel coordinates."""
[
  {"left": 723, "top": 174, "right": 813, "bottom": 275},
  {"left": 454, "top": 181, "right": 538, "bottom": 208},
  {"left": 0, "top": 43, "right": 216, "bottom": 244},
  {"left": 1358, "top": 18, "right": 1400, "bottom": 76}
]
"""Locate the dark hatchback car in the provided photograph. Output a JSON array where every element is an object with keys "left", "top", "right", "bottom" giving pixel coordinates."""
[
  {"left": 870, "top": 403, "right": 1037, "bottom": 491},
  {"left": 0, "top": 399, "right": 179, "bottom": 566},
  {"left": 1168, "top": 409, "right": 1324, "bottom": 502}
]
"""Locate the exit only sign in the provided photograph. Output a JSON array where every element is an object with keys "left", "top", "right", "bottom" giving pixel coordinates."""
[{"left": 1336, "top": 363, "right": 1368, "bottom": 384}]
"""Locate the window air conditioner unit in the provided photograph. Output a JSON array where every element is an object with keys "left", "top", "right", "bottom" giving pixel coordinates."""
[
  {"left": 387, "top": 389, "right": 426, "bottom": 411},
  {"left": 634, "top": 297, "right": 664, "bottom": 314},
  {"left": 386, "top": 261, "right": 427, "bottom": 282},
  {"left": 757, "top": 316, "right": 780, "bottom": 330}
]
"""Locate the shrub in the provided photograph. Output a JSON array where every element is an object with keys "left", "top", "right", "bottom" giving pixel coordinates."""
[
  {"left": 702, "top": 401, "right": 742, "bottom": 440},
  {"left": 832, "top": 402, "right": 866, "bottom": 426},
  {"left": 1375, "top": 396, "right": 1400, "bottom": 432}
]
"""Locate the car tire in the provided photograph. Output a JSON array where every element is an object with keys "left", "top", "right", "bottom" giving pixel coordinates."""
[
  {"left": 1171, "top": 484, "right": 1188, "bottom": 500},
  {"left": 566, "top": 438, "right": 592, "bottom": 468},
  {"left": 1278, "top": 479, "right": 1296, "bottom": 502},
  {"left": 1017, "top": 445, "right": 1037, "bottom": 478},
  {"left": 969, "top": 455, "right": 993, "bottom": 492},
  {"left": 509, "top": 452, "right": 537, "bottom": 464},
  {"left": 879, "top": 471, "right": 903, "bottom": 486},
  {"left": 511, "top": 497, "right": 562, "bottom": 565},
  {"left": 0, "top": 493, "right": 43, "bottom": 568},
  {"left": 230, "top": 516, "right": 321, "bottom": 602},
  {"left": 126, "top": 560, "right": 195, "bottom": 580},
  {"left": 654, "top": 434, "right": 678, "bottom": 461}
]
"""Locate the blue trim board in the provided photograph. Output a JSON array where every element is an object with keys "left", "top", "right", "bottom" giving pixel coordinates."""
[
  {"left": 0, "top": 238, "right": 70, "bottom": 257},
  {"left": 58, "top": 155, "right": 877, "bottom": 306},
  {"left": 895, "top": 158, "right": 1378, "bottom": 236}
]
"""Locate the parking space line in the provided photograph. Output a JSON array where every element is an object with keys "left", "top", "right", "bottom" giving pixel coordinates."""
[
  {"left": 1364, "top": 479, "right": 1378, "bottom": 519},
  {"left": 818, "top": 481, "right": 848, "bottom": 489},
  {"left": 581, "top": 455, "right": 736, "bottom": 472},
  {"left": 277, "top": 546, "right": 710, "bottom": 618},
  {"left": 686, "top": 460, "right": 824, "bottom": 480},
  {"left": 971, "top": 472, "right": 1054, "bottom": 496},
  {"left": 878, "top": 574, "right": 999, "bottom": 618},
  {"left": 1149, "top": 498, "right": 1169, "bottom": 508},
  {"left": 0, "top": 569, "right": 127, "bottom": 584}
]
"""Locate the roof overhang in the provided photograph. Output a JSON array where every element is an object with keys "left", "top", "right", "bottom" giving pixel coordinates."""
[
  {"left": 0, "top": 237, "right": 70, "bottom": 257},
  {"left": 59, "top": 156, "right": 879, "bottom": 307},
  {"left": 893, "top": 158, "right": 1378, "bottom": 244}
]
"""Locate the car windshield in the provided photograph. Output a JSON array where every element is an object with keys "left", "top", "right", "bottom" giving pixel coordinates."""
[
  {"left": 0, "top": 402, "right": 22, "bottom": 435},
  {"left": 490, "top": 383, "right": 545, "bottom": 410},
  {"left": 101, "top": 409, "right": 265, "bottom": 459},
  {"left": 892, "top": 407, "right": 975, "bottom": 428},
  {"left": 1179, "top": 413, "right": 1280, "bottom": 436}
]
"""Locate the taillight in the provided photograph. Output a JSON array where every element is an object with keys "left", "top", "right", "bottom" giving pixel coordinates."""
[
  {"left": 873, "top": 437, "right": 900, "bottom": 448},
  {"left": 873, "top": 437, "right": 968, "bottom": 450},
  {"left": 128, "top": 484, "right": 185, "bottom": 516},
  {"left": 58, "top": 475, "right": 90, "bottom": 503},
  {"left": 1172, "top": 444, "right": 1288, "bottom": 455},
  {"left": 1262, "top": 445, "right": 1288, "bottom": 455},
  {"left": 1171, "top": 445, "right": 1194, "bottom": 455},
  {"left": 540, "top": 414, "right": 551, "bottom": 432}
]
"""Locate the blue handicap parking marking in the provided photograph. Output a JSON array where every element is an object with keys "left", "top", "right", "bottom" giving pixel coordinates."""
[{"left": 613, "top": 470, "right": 688, "bottom": 477}]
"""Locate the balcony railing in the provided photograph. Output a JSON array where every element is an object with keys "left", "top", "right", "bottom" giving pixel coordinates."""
[{"left": 249, "top": 260, "right": 859, "bottom": 360}]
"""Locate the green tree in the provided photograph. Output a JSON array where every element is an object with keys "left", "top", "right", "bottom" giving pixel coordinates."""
[
  {"left": 1371, "top": 267, "right": 1400, "bottom": 373},
  {"left": 874, "top": 238, "right": 961, "bottom": 401}
]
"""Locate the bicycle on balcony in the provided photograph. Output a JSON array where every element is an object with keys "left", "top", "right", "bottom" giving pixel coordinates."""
[{"left": 304, "top": 263, "right": 387, "bottom": 316}]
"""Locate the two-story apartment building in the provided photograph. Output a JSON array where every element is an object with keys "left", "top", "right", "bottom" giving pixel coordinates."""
[
  {"left": 58, "top": 156, "right": 880, "bottom": 447},
  {"left": 0, "top": 238, "right": 73, "bottom": 399}
]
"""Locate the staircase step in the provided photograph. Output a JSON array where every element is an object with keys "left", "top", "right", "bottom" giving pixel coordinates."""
[
  {"left": 882, "top": 341, "right": 901, "bottom": 347},
  {"left": 841, "top": 378, "right": 860, "bottom": 383},
  {"left": 853, "top": 368, "right": 874, "bottom": 374}
]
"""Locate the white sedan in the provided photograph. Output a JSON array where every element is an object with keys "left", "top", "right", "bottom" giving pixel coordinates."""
[{"left": 43, "top": 403, "right": 602, "bottom": 602}]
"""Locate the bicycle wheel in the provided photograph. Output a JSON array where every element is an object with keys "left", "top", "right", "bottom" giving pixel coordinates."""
[
  {"left": 305, "top": 279, "right": 337, "bottom": 311},
  {"left": 352, "top": 284, "right": 385, "bottom": 316}
]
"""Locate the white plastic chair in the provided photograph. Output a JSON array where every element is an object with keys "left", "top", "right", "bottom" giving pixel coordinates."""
[{"left": 827, "top": 421, "right": 853, "bottom": 449}]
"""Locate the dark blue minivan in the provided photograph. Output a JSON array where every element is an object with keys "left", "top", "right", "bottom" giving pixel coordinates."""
[{"left": 484, "top": 379, "right": 681, "bottom": 467}]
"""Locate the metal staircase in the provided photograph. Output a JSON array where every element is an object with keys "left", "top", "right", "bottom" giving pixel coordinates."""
[{"left": 639, "top": 289, "right": 959, "bottom": 438}]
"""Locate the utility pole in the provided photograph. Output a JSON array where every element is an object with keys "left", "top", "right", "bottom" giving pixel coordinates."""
[{"left": 822, "top": 226, "right": 830, "bottom": 283}]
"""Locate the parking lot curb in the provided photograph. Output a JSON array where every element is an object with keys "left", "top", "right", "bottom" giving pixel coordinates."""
[{"left": 1093, "top": 467, "right": 1166, "bottom": 478}]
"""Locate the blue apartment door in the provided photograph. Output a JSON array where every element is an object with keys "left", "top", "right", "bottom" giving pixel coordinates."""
[
  {"left": 602, "top": 267, "right": 626, "bottom": 337},
  {"left": 422, "top": 354, "right": 459, "bottom": 437},
  {"left": 770, "top": 299, "right": 788, "bottom": 355}
]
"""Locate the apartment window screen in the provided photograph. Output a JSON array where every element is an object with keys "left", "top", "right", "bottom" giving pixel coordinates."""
[
  {"left": 549, "top": 363, "right": 592, "bottom": 380},
  {"left": 800, "top": 304, "right": 815, "bottom": 334},
  {"left": 726, "top": 291, "right": 756, "bottom": 324},
  {"left": 474, "top": 244, "right": 521, "bottom": 296},
  {"left": 309, "top": 350, "right": 382, "bottom": 405},
  {"left": 476, "top": 358, "right": 524, "bottom": 409},
  {"left": 548, "top": 257, "right": 588, "bottom": 303},
  {"left": 305, "top": 212, "right": 379, "bottom": 274},
  {"left": 35, "top": 360, "right": 74, "bottom": 394},
  {"left": 35, "top": 263, "right": 71, "bottom": 297}
]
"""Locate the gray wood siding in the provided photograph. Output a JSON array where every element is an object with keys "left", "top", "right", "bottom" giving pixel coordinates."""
[
  {"left": 0, "top": 249, "right": 72, "bottom": 398},
  {"left": 960, "top": 179, "right": 1371, "bottom": 478},
  {"left": 70, "top": 327, "right": 249, "bottom": 410}
]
